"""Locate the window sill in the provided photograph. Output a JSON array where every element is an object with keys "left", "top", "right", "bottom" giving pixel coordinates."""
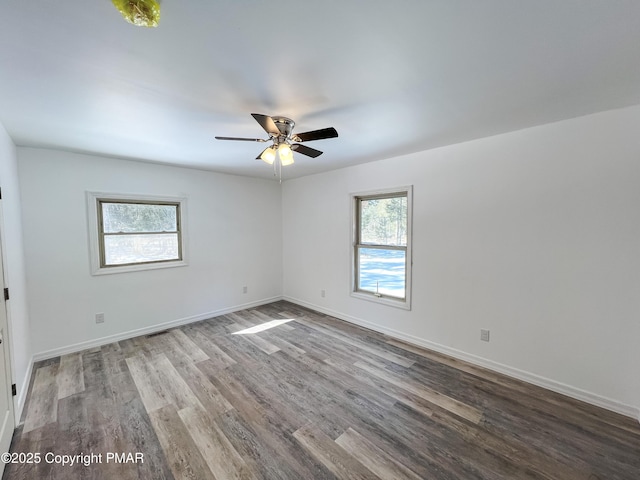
[
  {"left": 90, "top": 259, "right": 188, "bottom": 276},
  {"left": 351, "top": 291, "right": 411, "bottom": 310}
]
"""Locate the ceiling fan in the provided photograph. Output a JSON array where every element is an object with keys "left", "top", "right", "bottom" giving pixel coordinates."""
[{"left": 215, "top": 114, "right": 338, "bottom": 167}]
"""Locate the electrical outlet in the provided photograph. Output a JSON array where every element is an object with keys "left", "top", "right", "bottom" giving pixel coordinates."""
[
  {"left": 480, "top": 329, "right": 490, "bottom": 342},
  {"left": 243, "top": 286, "right": 248, "bottom": 294},
  {"left": 95, "top": 313, "right": 105, "bottom": 324},
  {"left": 321, "top": 290, "right": 326, "bottom": 298}
]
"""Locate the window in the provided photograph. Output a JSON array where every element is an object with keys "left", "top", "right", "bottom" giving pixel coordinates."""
[
  {"left": 87, "top": 192, "right": 187, "bottom": 275},
  {"left": 351, "top": 187, "right": 412, "bottom": 309}
]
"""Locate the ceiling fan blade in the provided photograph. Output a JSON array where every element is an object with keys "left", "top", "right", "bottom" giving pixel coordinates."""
[
  {"left": 251, "top": 113, "right": 281, "bottom": 137},
  {"left": 256, "top": 147, "right": 269, "bottom": 160},
  {"left": 292, "top": 144, "right": 323, "bottom": 158},
  {"left": 293, "top": 127, "right": 338, "bottom": 142},
  {"left": 215, "top": 136, "right": 267, "bottom": 142}
]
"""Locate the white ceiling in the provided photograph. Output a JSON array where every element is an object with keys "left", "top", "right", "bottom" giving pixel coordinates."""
[{"left": 1, "top": 1, "right": 640, "bottom": 180}]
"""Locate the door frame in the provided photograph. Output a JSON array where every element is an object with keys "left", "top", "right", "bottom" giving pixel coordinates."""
[{"left": 0, "top": 192, "right": 16, "bottom": 474}]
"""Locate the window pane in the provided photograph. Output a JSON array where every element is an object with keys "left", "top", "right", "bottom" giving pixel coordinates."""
[
  {"left": 360, "top": 196, "right": 407, "bottom": 246},
  {"left": 358, "top": 248, "right": 405, "bottom": 298},
  {"left": 102, "top": 202, "right": 177, "bottom": 233},
  {"left": 103, "top": 233, "right": 179, "bottom": 265}
]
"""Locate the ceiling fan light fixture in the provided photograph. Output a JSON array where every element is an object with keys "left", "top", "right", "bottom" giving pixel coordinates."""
[
  {"left": 260, "top": 146, "right": 276, "bottom": 164},
  {"left": 278, "top": 143, "right": 294, "bottom": 166},
  {"left": 280, "top": 155, "right": 295, "bottom": 166}
]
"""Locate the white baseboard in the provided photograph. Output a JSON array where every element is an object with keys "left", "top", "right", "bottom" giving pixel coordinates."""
[
  {"left": 32, "top": 296, "right": 283, "bottom": 362},
  {"left": 284, "top": 296, "right": 640, "bottom": 422},
  {"left": 13, "top": 356, "right": 33, "bottom": 426}
]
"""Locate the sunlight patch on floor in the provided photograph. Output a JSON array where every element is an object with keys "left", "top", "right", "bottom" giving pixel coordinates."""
[{"left": 232, "top": 319, "right": 294, "bottom": 335}]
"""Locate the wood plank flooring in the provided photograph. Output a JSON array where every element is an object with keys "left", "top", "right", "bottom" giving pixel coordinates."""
[{"left": 4, "top": 301, "right": 640, "bottom": 479}]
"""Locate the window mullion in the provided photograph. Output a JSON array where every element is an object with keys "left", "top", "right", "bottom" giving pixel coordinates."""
[
  {"left": 103, "top": 231, "right": 179, "bottom": 236},
  {"left": 356, "top": 244, "right": 406, "bottom": 251}
]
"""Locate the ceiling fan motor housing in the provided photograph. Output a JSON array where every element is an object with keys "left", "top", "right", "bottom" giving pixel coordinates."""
[{"left": 271, "top": 117, "right": 295, "bottom": 142}]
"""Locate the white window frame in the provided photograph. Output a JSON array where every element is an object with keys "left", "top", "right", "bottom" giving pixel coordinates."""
[
  {"left": 350, "top": 186, "right": 413, "bottom": 310},
  {"left": 87, "top": 192, "right": 188, "bottom": 275}
]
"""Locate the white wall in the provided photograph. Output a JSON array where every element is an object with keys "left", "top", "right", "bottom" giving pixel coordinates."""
[
  {"left": 283, "top": 105, "right": 640, "bottom": 418},
  {"left": 18, "top": 148, "right": 283, "bottom": 356},
  {"left": 0, "top": 123, "right": 32, "bottom": 418}
]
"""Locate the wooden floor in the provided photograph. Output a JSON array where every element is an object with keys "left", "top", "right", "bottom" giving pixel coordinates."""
[{"left": 4, "top": 302, "right": 640, "bottom": 479}]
